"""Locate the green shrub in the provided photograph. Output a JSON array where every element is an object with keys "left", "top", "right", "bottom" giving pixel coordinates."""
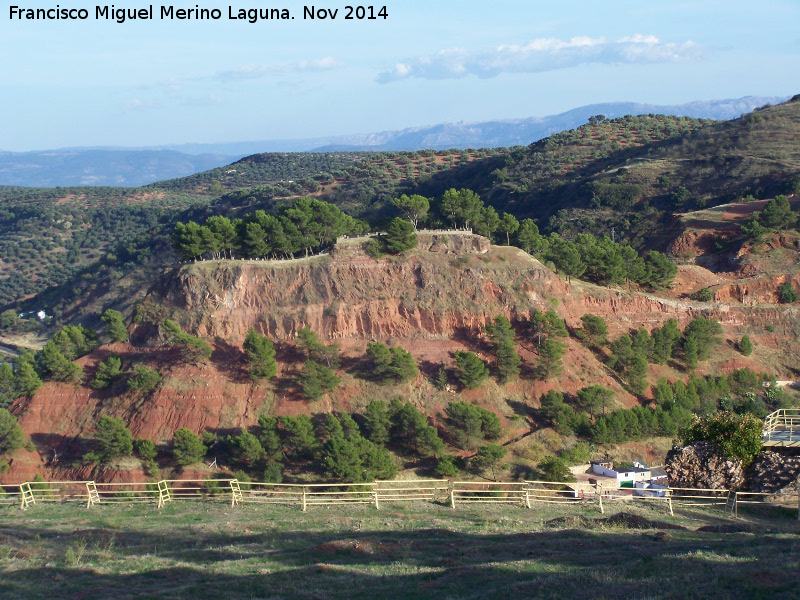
[
  {"left": 778, "top": 281, "right": 798, "bottom": 303},
  {"left": 434, "top": 455, "right": 460, "bottom": 478},
  {"left": 691, "top": 288, "right": 713, "bottom": 302},
  {"left": 680, "top": 411, "right": 763, "bottom": 465},
  {"left": 363, "top": 239, "right": 385, "bottom": 259},
  {"left": 263, "top": 461, "right": 284, "bottom": 483},
  {"left": 537, "top": 457, "right": 576, "bottom": 483},
  {"left": 233, "top": 470, "right": 252, "bottom": 491}
]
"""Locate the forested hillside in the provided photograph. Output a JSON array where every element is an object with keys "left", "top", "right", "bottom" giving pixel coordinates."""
[{"left": 1, "top": 99, "right": 799, "bottom": 320}]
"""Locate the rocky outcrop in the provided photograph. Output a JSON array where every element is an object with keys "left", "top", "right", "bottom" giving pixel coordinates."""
[
  {"left": 747, "top": 451, "right": 800, "bottom": 495},
  {"left": 154, "top": 245, "right": 566, "bottom": 342},
  {"left": 665, "top": 442, "right": 745, "bottom": 490}
]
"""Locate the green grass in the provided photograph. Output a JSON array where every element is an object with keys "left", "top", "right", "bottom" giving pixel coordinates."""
[{"left": 1, "top": 500, "right": 798, "bottom": 599}]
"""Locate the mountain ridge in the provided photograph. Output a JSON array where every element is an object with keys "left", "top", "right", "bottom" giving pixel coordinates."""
[{"left": 1, "top": 95, "right": 786, "bottom": 188}]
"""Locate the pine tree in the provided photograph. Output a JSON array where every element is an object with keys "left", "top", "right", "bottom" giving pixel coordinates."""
[
  {"left": 366, "top": 342, "right": 418, "bottom": 383},
  {"left": 579, "top": 314, "right": 608, "bottom": 346},
  {"left": 433, "top": 364, "right": 448, "bottom": 390},
  {"left": 101, "top": 309, "right": 128, "bottom": 343},
  {"left": 535, "top": 338, "right": 566, "bottom": 379},
  {"left": 498, "top": 213, "right": 519, "bottom": 245},
  {"left": 628, "top": 353, "right": 649, "bottom": 394},
  {"left": 576, "top": 385, "right": 615, "bottom": 419},
  {"left": 134, "top": 437, "right": 158, "bottom": 461},
  {"left": 37, "top": 342, "right": 84, "bottom": 382},
  {"left": 127, "top": 365, "right": 161, "bottom": 393},
  {"left": 434, "top": 455, "right": 461, "bottom": 478},
  {"left": 297, "top": 327, "right": 340, "bottom": 368},
  {"left": 759, "top": 195, "right": 796, "bottom": 231},
  {"left": 645, "top": 251, "right": 677, "bottom": 289},
  {"left": 320, "top": 412, "right": 344, "bottom": 441},
  {"left": 684, "top": 332, "right": 699, "bottom": 369},
  {"left": 384, "top": 217, "right": 418, "bottom": 253},
  {"left": 387, "top": 346, "right": 419, "bottom": 383},
  {"left": 738, "top": 335, "right": 753, "bottom": 356},
  {"left": 389, "top": 401, "right": 443, "bottom": 456},
  {"left": 391, "top": 194, "right": 429, "bottom": 229},
  {"left": 363, "top": 400, "right": 390, "bottom": 445},
  {"left": 91, "top": 355, "right": 123, "bottom": 390},
  {"left": 322, "top": 436, "right": 364, "bottom": 481},
  {"left": 454, "top": 351, "right": 489, "bottom": 389},
  {"left": 516, "top": 219, "right": 546, "bottom": 255},
  {"left": 778, "top": 281, "right": 799, "bottom": 303},
  {"left": 243, "top": 327, "right": 277, "bottom": 380},
  {"left": 471, "top": 444, "right": 507, "bottom": 481},
  {"left": 683, "top": 318, "right": 722, "bottom": 360},
  {"left": 172, "top": 428, "right": 206, "bottom": 466},
  {"left": 650, "top": 319, "right": 681, "bottom": 364},
  {"left": 445, "top": 401, "right": 483, "bottom": 449},
  {"left": 0, "top": 408, "right": 25, "bottom": 455},
  {"left": 358, "top": 437, "right": 397, "bottom": 480},
  {"left": 227, "top": 429, "right": 265, "bottom": 467},
  {"left": 339, "top": 412, "right": 360, "bottom": 438},
  {"left": 94, "top": 416, "right": 133, "bottom": 463},
  {"left": 484, "top": 315, "right": 521, "bottom": 384},
  {"left": 0, "top": 364, "right": 16, "bottom": 408},
  {"left": 299, "top": 360, "right": 340, "bottom": 401},
  {"left": 257, "top": 415, "right": 282, "bottom": 457},
  {"left": 161, "top": 320, "right": 212, "bottom": 365},
  {"left": 278, "top": 415, "right": 317, "bottom": 458},
  {"left": 263, "top": 461, "right": 284, "bottom": 483}
]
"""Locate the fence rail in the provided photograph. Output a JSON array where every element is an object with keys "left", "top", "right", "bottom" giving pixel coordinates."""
[
  {"left": 5, "top": 478, "right": 799, "bottom": 520},
  {"left": 731, "top": 491, "right": 800, "bottom": 519}
]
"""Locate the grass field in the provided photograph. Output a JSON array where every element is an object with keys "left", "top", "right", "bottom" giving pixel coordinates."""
[{"left": 1, "top": 499, "right": 799, "bottom": 600}]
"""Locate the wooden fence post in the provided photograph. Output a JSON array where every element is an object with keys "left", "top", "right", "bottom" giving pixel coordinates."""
[{"left": 302, "top": 487, "right": 307, "bottom": 512}]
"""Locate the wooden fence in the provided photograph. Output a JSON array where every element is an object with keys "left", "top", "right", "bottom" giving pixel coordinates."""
[
  {"left": 731, "top": 491, "right": 800, "bottom": 519},
  {"left": 5, "top": 478, "right": 798, "bottom": 519}
]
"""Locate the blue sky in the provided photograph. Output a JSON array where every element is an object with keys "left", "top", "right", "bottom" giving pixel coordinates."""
[{"left": 2, "top": 0, "right": 799, "bottom": 150}]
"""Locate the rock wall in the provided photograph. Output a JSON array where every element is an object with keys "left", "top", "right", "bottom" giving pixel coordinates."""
[
  {"left": 747, "top": 451, "right": 800, "bottom": 495},
  {"left": 665, "top": 442, "right": 745, "bottom": 490}
]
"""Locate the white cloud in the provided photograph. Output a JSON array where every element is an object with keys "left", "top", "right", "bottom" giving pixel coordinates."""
[
  {"left": 377, "top": 35, "right": 706, "bottom": 83},
  {"left": 214, "top": 57, "right": 345, "bottom": 82}
]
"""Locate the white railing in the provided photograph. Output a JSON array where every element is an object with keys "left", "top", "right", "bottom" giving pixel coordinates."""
[
  {"left": 763, "top": 408, "right": 800, "bottom": 443},
  {"left": 8, "top": 477, "right": 796, "bottom": 520}
]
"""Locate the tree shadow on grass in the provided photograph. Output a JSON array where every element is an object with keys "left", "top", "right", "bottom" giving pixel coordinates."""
[{"left": 1, "top": 510, "right": 799, "bottom": 600}]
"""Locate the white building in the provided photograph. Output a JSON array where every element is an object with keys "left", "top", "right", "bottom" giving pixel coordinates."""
[{"left": 590, "top": 461, "right": 651, "bottom": 486}]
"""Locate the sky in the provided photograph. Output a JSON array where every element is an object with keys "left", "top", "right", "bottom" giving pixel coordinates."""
[{"left": 1, "top": 0, "right": 799, "bottom": 151}]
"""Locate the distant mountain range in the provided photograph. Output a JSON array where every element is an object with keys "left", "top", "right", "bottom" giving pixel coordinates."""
[{"left": 0, "top": 95, "right": 787, "bottom": 188}]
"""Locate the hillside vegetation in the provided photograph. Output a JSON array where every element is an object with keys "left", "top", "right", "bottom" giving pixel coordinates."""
[{"left": 3, "top": 99, "right": 799, "bottom": 313}]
